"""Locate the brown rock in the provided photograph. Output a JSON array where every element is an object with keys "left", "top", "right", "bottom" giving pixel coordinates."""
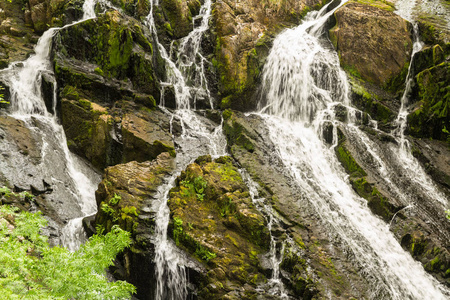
[{"left": 330, "top": 1, "right": 413, "bottom": 89}]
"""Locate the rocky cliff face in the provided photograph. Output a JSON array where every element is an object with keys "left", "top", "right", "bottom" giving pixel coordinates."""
[{"left": 0, "top": 0, "right": 449, "bottom": 298}]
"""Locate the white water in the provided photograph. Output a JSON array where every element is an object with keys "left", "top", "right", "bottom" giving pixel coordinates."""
[
  {"left": 145, "top": 1, "right": 227, "bottom": 299},
  {"left": 0, "top": 0, "right": 101, "bottom": 251},
  {"left": 391, "top": 0, "right": 449, "bottom": 209},
  {"left": 256, "top": 1, "right": 449, "bottom": 299},
  {"left": 240, "top": 170, "right": 289, "bottom": 299}
]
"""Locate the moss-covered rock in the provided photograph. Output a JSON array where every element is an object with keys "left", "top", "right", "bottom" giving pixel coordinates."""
[
  {"left": 93, "top": 152, "right": 175, "bottom": 299},
  {"left": 61, "top": 98, "right": 116, "bottom": 170},
  {"left": 407, "top": 62, "right": 450, "bottom": 141},
  {"left": 329, "top": 0, "right": 413, "bottom": 95},
  {"left": 121, "top": 110, "right": 175, "bottom": 163},
  {"left": 167, "top": 155, "right": 271, "bottom": 298},
  {"left": 53, "top": 10, "right": 160, "bottom": 101},
  {"left": 212, "top": 0, "right": 329, "bottom": 111}
]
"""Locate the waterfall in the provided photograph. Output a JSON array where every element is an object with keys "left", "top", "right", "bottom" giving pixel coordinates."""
[
  {"left": 0, "top": 0, "right": 101, "bottom": 251},
  {"left": 145, "top": 1, "right": 227, "bottom": 299},
  {"left": 239, "top": 170, "right": 289, "bottom": 299},
  {"left": 255, "top": 0, "right": 450, "bottom": 299}
]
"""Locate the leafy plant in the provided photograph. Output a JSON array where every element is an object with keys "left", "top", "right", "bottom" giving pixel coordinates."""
[
  {"left": 173, "top": 216, "right": 183, "bottom": 246},
  {"left": 446, "top": 210, "right": 450, "bottom": 221},
  {"left": 0, "top": 205, "right": 136, "bottom": 299},
  {"left": 109, "top": 193, "right": 121, "bottom": 205},
  {"left": 195, "top": 245, "right": 216, "bottom": 262}
]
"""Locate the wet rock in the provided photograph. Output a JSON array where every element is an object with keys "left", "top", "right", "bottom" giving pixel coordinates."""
[
  {"left": 222, "top": 110, "right": 372, "bottom": 299},
  {"left": 121, "top": 109, "right": 175, "bottom": 163},
  {"left": 337, "top": 124, "right": 450, "bottom": 287},
  {"left": 40, "top": 71, "right": 56, "bottom": 115},
  {"left": 94, "top": 152, "right": 176, "bottom": 299},
  {"left": 407, "top": 62, "right": 450, "bottom": 141},
  {"left": 167, "top": 155, "right": 271, "bottom": 298},
  {"left": 329, "top": 1, "right": 413, "bottom": 93},
  {"left": 212, "top": 0, "right": 328, "bottom": 111}
]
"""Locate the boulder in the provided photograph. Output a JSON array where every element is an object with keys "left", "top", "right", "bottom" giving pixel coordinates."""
[
  {"left": 329, "top": 0, "right": 413, "bottom": 93},
  {"left": 93, "top": 152, "right": 176, "bottom": 299},
  {"left": 167, "top": 155, "right": 271, "bottom": 298}
]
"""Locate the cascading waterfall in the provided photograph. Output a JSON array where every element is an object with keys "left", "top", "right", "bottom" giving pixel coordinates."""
[
  {"left": 145, "top": 1, "right": 227, "bottom": 299},
  {"left": 239, "top": 170, "right": 289, "bottom": 299},
  {"left": 0, "top": 0, "right": 101, "bottom": 251},
  {"left": 256, "top": 1, "right": 449, "bottom": 299}
]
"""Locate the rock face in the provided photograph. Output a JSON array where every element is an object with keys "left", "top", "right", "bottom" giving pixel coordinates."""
[
  {"left": 93, "top": 152, "right": 176, "bottom": 299},
  {"left": 167, "top": 155, "right": 272, "bottom": 298},
  {"left": 52, "top": 10, "right": 175, "bottom": 170},
  {"left": 0, "top": 0, "right": 38, "bottom": 68},
  {"left": 222, "top": 110, "right": 374, "bottom": 299},
  {"left": 330, "top": 0, "right": 413, "bottom": 91},
  {"left": 408, "top": 61, "right": 449, "bottom": 141},
  {"left": 212, "top": 0, "right": 328, "bottom": 111},
  {"left": 26, "top": 0, "right": 85, "bottom": 34}
]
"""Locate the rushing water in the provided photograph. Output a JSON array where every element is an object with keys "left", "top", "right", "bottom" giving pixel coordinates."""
[
  {"left": 145, "top": 1, "right": 228, "bottom": 298},
  {"left": 255, "top": 1, "right": 449, "bottom": 299},
  {"left": 0, "top": 0, "right": 101, "bottom": 251}
]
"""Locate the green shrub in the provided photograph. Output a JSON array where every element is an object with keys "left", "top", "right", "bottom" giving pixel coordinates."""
[{"left": 0, "top": 205, "right": 136, "bottom": 299}]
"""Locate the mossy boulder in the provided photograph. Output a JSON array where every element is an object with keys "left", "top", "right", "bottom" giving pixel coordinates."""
[
  {"left": 329, "top": 0, "right": 413, "bottom": 94},
  {"left": 93, "top": 152, "right": 175, "bottom": 299},
  {"left": 168, "top": 155, "right": 273, "bottom": 298},
  {"left": 212, "top": 0, "right": 329, "bottom": 111},
  {"left": 53, "top": 10, "right": 160, "bottom": 102},
  {"left": 61, "top": 97, "right": 117, "bottom": 170},
  {"left": 407, "top": 62, "right": 450, "bottom": 141}
]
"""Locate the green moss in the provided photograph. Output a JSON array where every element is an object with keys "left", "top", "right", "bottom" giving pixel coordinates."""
[
  {"left": 223, "top": 115, "right": 255, "bottom": 153},
  {"left": 408, "top": 62, "right": 450, "bottom": 140},
  {"left": 94, "top": 67, "right": 104, "bottom": 76},
  {"left": 335, "top": 132, "right": 366, "bottom": 178},
  {"left": 61, "top": 85, "right": 80, "bottom": 100}
]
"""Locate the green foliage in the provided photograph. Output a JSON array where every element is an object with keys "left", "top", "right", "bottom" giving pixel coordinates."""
[
  {"left": 0, "top": 186, "right": 12, "bottom": 197},
  {"left": 194, "top": 176, "right": 207, "bottom": 201},
  {"left": 109, "top": 193, "right": 121, "bottom": 205},
  {"left": 180, "top": 177, "right": 207, "bottom": 201},
  {"left": 173, "top": 216, "right": 183, "bottom": 246},
  {"left": 194, "top": 245, "right": 216, "bottom": 262},
  {"left": 0, "top": 205, "right": 135, "bottom": 299},
  {"left": 446, "top": 210, "right": 450, "bottom": 221},
  {"left": 0, "top": 86, "right": 8, "bottom": 105}
]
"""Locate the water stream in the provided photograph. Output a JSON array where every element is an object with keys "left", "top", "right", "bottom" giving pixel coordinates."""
[
  {"left": 145, "top": 1, "right": 227, "bottom": 298},
  {"left": 0, "top": 0, "right": 101, "bottom": 251},
  {"left": 255, "top": 1, "right": 449, "bottom": 299}
]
